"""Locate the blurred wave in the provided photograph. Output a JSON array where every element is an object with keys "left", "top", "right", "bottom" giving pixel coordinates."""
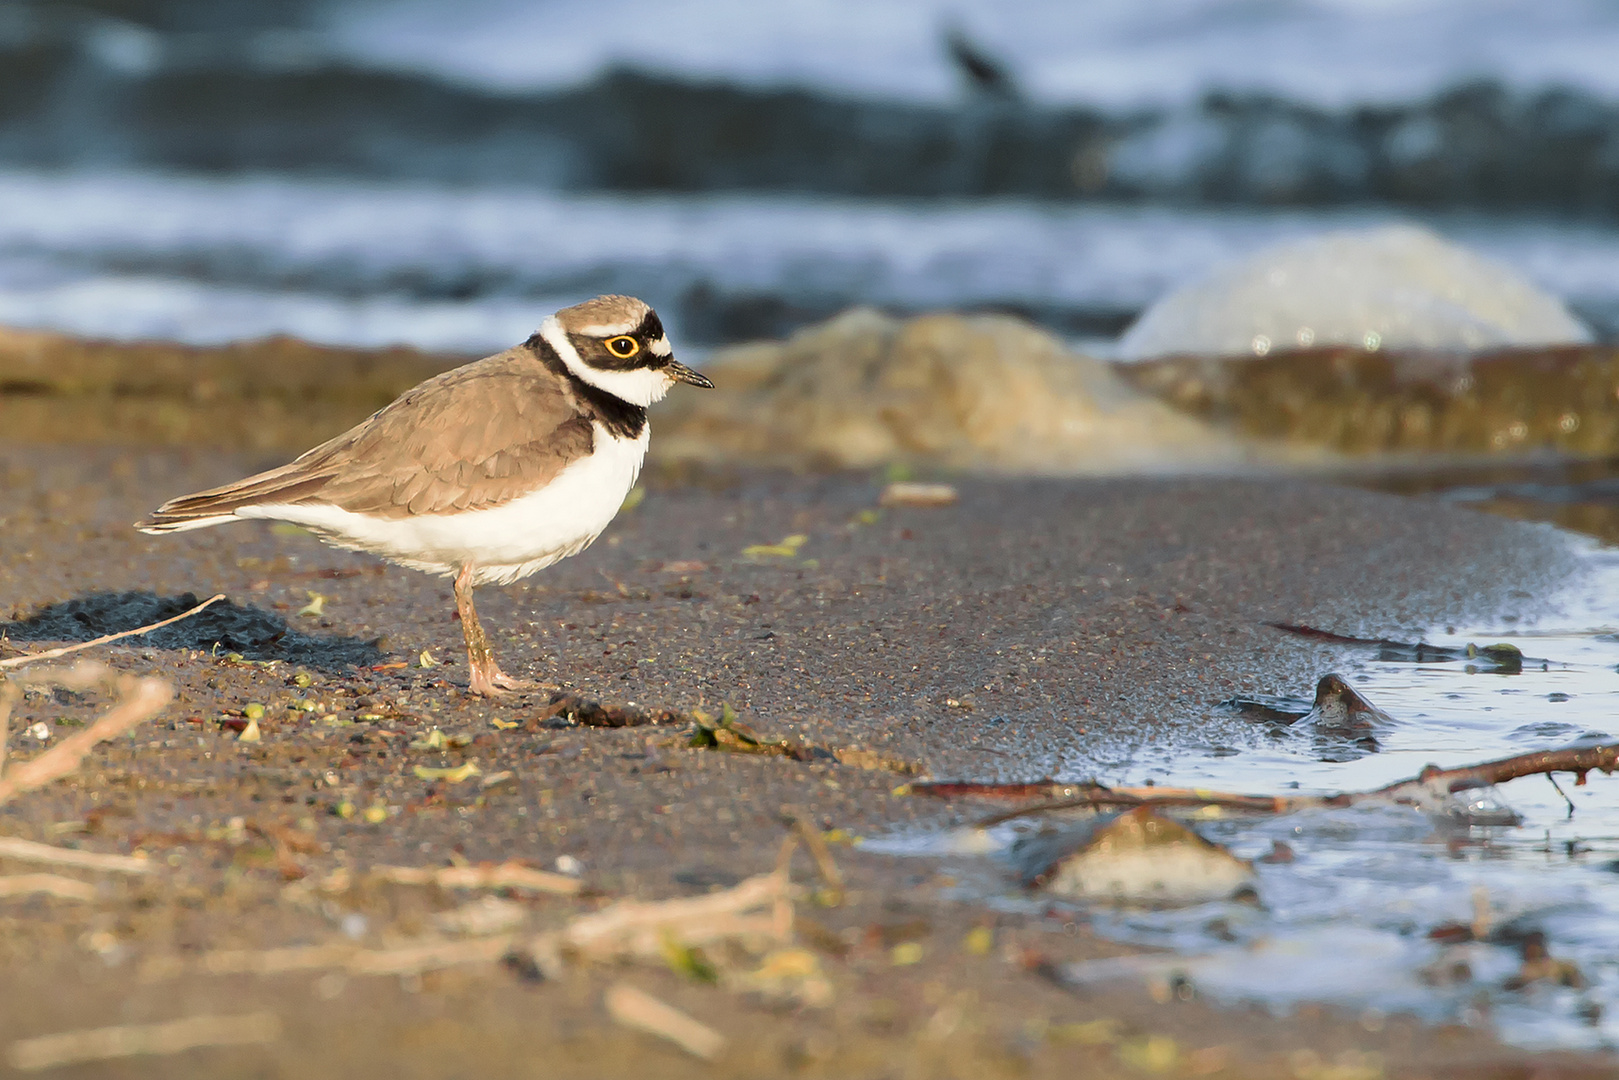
[
  {"left": 4, "top": 0, "right": 1619, "bottom": 211},
  {"left": 6, "top": 170, "right": 1619, "bottom": 351},
  {"left": 6, "top": 1, "right": 1619, "bottom": 350}
]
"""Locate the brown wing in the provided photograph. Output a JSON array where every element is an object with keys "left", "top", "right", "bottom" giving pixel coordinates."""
[{"left": 138, "top": 349, "right": 594, "bottom": 528}]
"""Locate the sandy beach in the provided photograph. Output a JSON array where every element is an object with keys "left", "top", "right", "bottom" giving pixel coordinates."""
[{"left": 1, "top": 445, "right": 1610, "bottom": 1078}]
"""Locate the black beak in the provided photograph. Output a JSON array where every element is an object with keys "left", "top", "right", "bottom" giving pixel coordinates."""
[{"left": 668, "top": 360, "right": 714, "bottom": 389}]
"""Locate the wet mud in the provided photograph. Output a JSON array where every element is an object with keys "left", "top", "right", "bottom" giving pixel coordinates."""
[{"left": 1, "top": 444, "right": 1610, "bottom": 1076}]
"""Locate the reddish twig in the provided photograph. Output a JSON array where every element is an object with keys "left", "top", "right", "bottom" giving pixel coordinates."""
[{"left": 909, "top": 743, "right": 1619, "bottom": 824}]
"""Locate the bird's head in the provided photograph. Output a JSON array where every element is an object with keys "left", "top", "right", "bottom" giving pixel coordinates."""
[{"left": 539, "top": 295, "right": 712, "bottom": 407}]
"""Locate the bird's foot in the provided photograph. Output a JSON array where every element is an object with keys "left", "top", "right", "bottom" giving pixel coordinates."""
[{"left": 467, "top": 664, "right": 554, "bottom": 697}]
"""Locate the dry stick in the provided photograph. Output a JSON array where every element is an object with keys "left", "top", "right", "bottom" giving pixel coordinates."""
[
  {"left": 141, "top": 867, "right": 798, "bottom": 986},
  {"left": 789, "top": 816, "right": 845, "bottom": 902},
  {"left": 0, "top": 676, "right": 173, "bottom": 806},
  {"left": 0, "top": 873, "right": 98, "bottom": 902},
  {"left": 343, "top": 935, "right": 518, "bottom": 977},
  {"left": 7, "top": 1013, "right": 281, "bottom": 1072},
  {"left": 372, "top": 860, "right": 581, "bottom": 896},
  {"left": 505, "top": 868, "right": 796, "bottom": 979},
  {"left": 137, "top": 935, "right": 521, "bottom": 986},
  {"left": 0, "top": 593, "right": 226, "bottom": 671},
  {"left": 555, "top": 870, "right": 791, "bottom": 961},
  {"left": 0, "top": 681, "right": 12, "bottom": 776},
  {"left": 0, "top": 836, "right": 154, "bottom": 875},
  {"left": 919, "top": 743, "right": 1619, "bottom": 827},
  {"left": 605, "top": 983, "right": 727, "bottom": 1061}
]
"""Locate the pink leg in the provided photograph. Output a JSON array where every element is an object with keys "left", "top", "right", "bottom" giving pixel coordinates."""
[{"left": 454, "top": 563, "right": 540, "bottom": 696}]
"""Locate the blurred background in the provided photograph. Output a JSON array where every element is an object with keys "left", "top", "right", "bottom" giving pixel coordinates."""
[{"left": 3, "top": 0, "right": 1619, "bottom": 354}]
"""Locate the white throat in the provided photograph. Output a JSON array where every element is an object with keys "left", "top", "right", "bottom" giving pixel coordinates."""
[{"left": 538, "top": 316, "right": 672, "bottom": 408}]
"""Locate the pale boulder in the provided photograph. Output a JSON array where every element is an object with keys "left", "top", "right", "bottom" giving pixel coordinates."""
[
  {"left": 653, "top": 308, "right": 1254, "bottom": 473},
  {"left": 1118, "top": 224, "right": 1592, "bottom": 362}
]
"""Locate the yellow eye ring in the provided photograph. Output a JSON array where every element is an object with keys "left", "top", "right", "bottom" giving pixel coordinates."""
[{"left": 604, "top": 335, "right": 640, "bottom": 359}]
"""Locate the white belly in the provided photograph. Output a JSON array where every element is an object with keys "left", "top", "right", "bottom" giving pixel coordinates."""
[{"left": 240, "top": 425, "right": 647, "bottom": 585}]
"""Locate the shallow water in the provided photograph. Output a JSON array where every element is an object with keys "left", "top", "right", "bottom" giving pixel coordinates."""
[{"left": 868, "top": 539, "right": 1619, "bottom": 1051}]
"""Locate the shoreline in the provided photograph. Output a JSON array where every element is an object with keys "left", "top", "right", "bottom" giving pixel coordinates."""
[{"left": 0, "top": 446, "right": 1610, "bottom": 1075}]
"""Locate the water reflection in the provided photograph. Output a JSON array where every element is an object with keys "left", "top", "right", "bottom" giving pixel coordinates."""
[{"left": 869, "top": 544, "right": 1619, "bottom": 1050}]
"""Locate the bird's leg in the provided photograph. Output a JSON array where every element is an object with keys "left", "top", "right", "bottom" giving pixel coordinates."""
[{"left": 454, "top": 563, "right": 536, "bottom": 696}]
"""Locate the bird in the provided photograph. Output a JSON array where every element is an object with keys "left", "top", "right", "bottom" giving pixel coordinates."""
[{"left": 136, "top": 295, "right": 712, "bottom": 696}]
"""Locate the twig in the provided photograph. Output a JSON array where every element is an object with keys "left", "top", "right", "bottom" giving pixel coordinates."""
[
  {"left": 196, "top": 944, "right": 351, "bottom": 977},
  {"left": 1356, "top": 743, "right": 1619, "bottom": 809},
  {"left": 605, "top": 983, "right": 727, "bottom": 1061},
  {"left": 554, "top": 870, "right": 791, "bottom": 961},
  {"left": 144, "top": 937, "right": 518, "bottom": 983},
  {"left": 909, "top": 743, "right": 1619, "bottom": 825},
  {"left": 509, "top": 869, "right": 795, "bottom": 979},
  {"left": 432, "top": 896, "right": 526, "bottom": 937},
  {"left": 789, "top": 816, "right": 845, "bottom": 903},
  {"left": 7, "top": 1012, "right": 280, "bottom": 1072},
  {"left": 343, "top": 935, "right": 517, "bottom": 976},
  {"left": 1547, "top": 773, "right": 1576, "bottom": 818},
  {"left": 0, "top": 673, "right": 174, "bottom": 806},
  {"left": 0, "top": 593, "right": 225, "bottom": 670},
  {"left": 0, "top": 873, "right": 98, "bottom": 902},
  {"left": 0, "top": 681, "right": 11, "bottom": 775},
  {"left": 960, "top": 785, "right": 1296, "bottom": 828},
  {"left": 372, "top": 860, "right": 581, "bottom": 896},
  {"left": 0, "top": 836, "right": 154, "bottom": 875}
]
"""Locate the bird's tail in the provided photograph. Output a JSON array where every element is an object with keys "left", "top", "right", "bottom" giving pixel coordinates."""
[{"left": 135, "top": 462, "right": 331, "bottom": 535}]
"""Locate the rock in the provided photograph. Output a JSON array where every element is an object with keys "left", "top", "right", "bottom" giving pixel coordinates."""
[
  {"left": 1118, "top": 339, "right": 1619, "bottom": 459},
  {"left": 1118, "top": 225, "right": 1591, "bottom": 362},
  {"left": 1013, "top": 806, "right": 1256, "bottom": 906},
  {"left": 653, "top": 308, "right": 1252, "bottom": 473},
  {"left": 1306, "top": 673, "right": 1394, "bottom": 738},
  {"left": 1303, "top": 672, "right": 1391, "bottom": 761}
]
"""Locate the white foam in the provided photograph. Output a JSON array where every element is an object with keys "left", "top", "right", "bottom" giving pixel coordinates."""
[{"left": 5, "top": 170, "right": 1619, "bottom": 353}]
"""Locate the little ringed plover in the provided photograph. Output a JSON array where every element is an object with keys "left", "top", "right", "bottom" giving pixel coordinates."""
[{"left": 137, "top": 295, "right": 712, "bottom": 696}]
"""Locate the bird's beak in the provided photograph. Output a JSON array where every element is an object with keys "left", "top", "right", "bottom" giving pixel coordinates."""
[{"left": 668, "top": 360, "right": 715, "bottom": 389}]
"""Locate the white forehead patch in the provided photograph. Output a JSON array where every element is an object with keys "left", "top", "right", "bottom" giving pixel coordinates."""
[
  {"left": 575, "top": 319, "right": 641, "bottom": 337},
  {"left": 538, "top": 316, "right": 674, "bottom": 408}
]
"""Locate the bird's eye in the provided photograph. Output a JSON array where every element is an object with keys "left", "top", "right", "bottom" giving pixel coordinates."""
[{"left": 604, "top": 335, "right": 640, "bottom": 358}]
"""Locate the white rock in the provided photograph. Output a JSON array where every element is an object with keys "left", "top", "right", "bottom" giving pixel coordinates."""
[{"left": 1117, "top": 224, "right": 1592, "bottom": 361}]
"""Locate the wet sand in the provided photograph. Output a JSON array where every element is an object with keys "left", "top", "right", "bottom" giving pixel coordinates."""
[{"left": 0, "top": 446, "right": 1610, "bottom": 1078}]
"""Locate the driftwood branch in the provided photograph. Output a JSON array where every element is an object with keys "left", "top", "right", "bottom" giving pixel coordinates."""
[
  {"left": 907, "top": 743, "right": 1619, "bottom": 825},
  {"left": 0, "top": 593, "right": 225, "bottom": 670}
]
